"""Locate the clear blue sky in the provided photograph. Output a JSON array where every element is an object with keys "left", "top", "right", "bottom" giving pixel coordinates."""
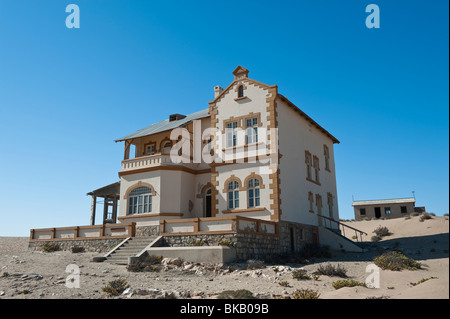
[{"left": 0, "top": 0, "right": 448, "bottom": 236}]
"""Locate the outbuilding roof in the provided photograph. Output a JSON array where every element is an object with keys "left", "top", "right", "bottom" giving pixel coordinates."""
[{"left": 352, "top": 197, "right": 416, "bottom": 206}]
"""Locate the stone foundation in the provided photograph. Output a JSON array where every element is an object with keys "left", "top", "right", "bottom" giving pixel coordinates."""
[
  {"left": 135, "top": 225, "right": 160, "bottom": 237},
  {"left": 28, "top": 221, "right": 319, "bottom": 260},
  {"left": 28, "top": 238, "right": 124, "bottom": 253},
  {"left": 160, "top": 221, "right": 318, "bottom": 261}
]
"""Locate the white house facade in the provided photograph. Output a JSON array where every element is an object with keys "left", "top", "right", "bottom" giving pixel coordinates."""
[{"left": 30, "top": 67, "right": 365, "bottom": 260}]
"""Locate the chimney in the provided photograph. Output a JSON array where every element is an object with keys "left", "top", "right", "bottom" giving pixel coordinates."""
[
  {"left": 214, "top": 86, "right": 224, "bottom": 98},
  {"left": 169, "top": 114, "right": 186, "bottom": 122}
]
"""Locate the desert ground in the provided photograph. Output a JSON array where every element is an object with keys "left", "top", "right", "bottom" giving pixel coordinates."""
[{"left": 0, "top": 215, "right": 448, "bottom": 299}]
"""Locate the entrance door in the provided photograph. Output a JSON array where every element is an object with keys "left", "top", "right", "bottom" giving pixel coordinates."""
[
  {"left": 204, "top": 189, "right": 212, "bottom": 217},
  {"left": 289, "top": 227, "right": 295, "bottom": 252},
  {"left": 374, "top": 207, "right": 381, "bottom": 219}
]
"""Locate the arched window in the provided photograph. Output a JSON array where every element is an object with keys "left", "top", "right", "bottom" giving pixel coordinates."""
[
  {"left": 227, "top": 181, "right": 240, "bottom": 209},
  {"left": 161, "top": 141, "right": 172, "bottom": 155},
  {"left": 128, "top": 186, "right": 152, "bottom": 215},
  {"left": 247, "top": 178, "right": 260, "bottom": 208},
  {"left": 238, "top": 85, "right": 244, "bottom": 98}
]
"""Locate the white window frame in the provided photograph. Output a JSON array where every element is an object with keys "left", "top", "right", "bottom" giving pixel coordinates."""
[
  {"left": 227, "top": 181, "right": 240, "bottom": 209},
  {"left": 246, "top": 117, "right": 258, "bottom": 145},
  {"left": 247, "top": 178, "right": 260, "bottom": 208},
  {"left": 128, "top": 187, "right": 152, "bottom": 215}
]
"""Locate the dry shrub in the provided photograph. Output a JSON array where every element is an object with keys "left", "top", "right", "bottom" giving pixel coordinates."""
[
  {"left": 292, "top": 289, "right": 320, "bottom": 299},
  {"left": 42, "top": 243, "right": 60, "bottom": 253},
  {"left": 371, "top": 235, "right": 382, "bottom": 242},
  {"left": 127, "top": 255, "right": 163, "bottom": 272},
  {"left": 102, "top": 279, "right": 130, "bottom": 296},
  {"left": 292, "top": 269, "right": 311, "bottom": 280},
  {"left": 373, "top": 251, "right": 421, "bottom": 271},
  {"left": 313, "top": 264, "right": 347, "bottom": 278},
  {"left": 373, "top": 226, "right": 390, "bottom": 237},
  {"left": 217, "top": 289, "right": 256, "bottom": 299},
  {"left": 332, "top": 279, "right": 366, "bottom": 290}
]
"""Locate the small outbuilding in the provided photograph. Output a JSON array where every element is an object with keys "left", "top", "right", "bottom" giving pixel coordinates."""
[{"left": 352, "top": 197, "right": 417, "bottom": 220}]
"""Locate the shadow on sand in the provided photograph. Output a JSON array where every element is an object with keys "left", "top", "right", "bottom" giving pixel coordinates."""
[{"left": 321, "top": 232, "right": 449, "bottom": 264}]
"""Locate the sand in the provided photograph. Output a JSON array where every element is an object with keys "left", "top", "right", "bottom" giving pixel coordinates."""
[{"left": 0, "top": 215, "right": 448, "bottom": 299}]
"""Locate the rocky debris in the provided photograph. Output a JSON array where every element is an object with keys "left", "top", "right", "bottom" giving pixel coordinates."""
[
  {"left": 9, "top": 256, "right": 25, "bottom": 264},
  {"left": 118, "top": 287, "right": 192, "bottom": 299}
]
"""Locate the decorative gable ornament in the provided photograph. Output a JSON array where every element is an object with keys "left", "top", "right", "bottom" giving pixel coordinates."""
[{"left": 232, "top": 66, "right": 249, "bottom": 80}]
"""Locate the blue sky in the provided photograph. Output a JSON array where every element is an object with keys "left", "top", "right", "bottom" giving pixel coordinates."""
[{"left": 0, "top": 0, "right": 448, "bottom": 236}]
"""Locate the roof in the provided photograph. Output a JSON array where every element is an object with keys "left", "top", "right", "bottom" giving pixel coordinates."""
[
  {"left": 352, "top": 197, "right": 416, "bottom": 206},
  {"left": 87, "top": 182, "right": 120, "bottom": 197},
  {"left": 115, "top": 108, "right": 210, "bottom": 142},
  {"left": 277, "top": 94, "right": 340, "bottom": 144}
]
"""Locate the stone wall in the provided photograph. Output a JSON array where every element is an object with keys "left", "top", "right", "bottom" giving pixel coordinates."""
[
  {"left": 28, "top": 238, "right": 124, "bottom": 254},
  {"left": 160, "top": 221, "right": 318, "bottom": 261},
  {"left": 135, "top": 225, "right": 160, "bottom": 237}
]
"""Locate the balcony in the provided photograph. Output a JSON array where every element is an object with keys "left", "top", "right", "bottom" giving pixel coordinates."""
[{"left": 120, "top": 154, "right": 209, "bottom": 175}]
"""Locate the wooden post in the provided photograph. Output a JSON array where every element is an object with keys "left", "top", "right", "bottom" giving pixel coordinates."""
[
  {"left": 90, "top": 196, "right": 97, "bottom": 226},
  {"left": 103, "top": 196, "right": 109, "bottom": 224},
  {"left": 112, "top": 197, "right": 118, "bottom": 223},
  {"left": 193, "top": 218, "right": 200, "bottom": 233},
  {"left": 160, "top": 220, "right": 166, "bottom": 234},
  {"left": 74, "top": 226, "right": 79, "bottom": 239},
  {"left": 30, "top": 229, "right": 35, "bottom": 241},
  {"left": 51, "top": 228, "right": 56, "bottom": 239},
  {"left": 130, "top": 222, "right": 136, "bottom": 237}
]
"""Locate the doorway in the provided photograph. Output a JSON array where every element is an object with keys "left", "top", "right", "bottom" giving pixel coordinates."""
[
  {"left": 289, "top": 227, "right": 295, "bottom": 252},
  {"left": 204, "top": 188, "right": 212, "bottom": 218},
  {"left": 374, "top": 207, "right": 381, "bottom": 219}
]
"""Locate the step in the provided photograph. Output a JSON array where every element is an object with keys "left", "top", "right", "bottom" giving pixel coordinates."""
[{"left": 105, "top": 236, "right": 158, "bottom": 264}]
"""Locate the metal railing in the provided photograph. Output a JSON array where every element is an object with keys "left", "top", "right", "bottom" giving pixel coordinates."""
[{"left": 318, "top": 215, "right": 367, "bottom": 242}]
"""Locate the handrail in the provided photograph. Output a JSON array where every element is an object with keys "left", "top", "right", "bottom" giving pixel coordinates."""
[{"left": 318, "top": 215, "right": 367, "bottom": 242}]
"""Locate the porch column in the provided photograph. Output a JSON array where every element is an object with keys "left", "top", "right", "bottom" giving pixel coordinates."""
[
  {"left": 103, "top": 196, "right": 109, "bottom": 224},
  {"left": 112, "top": 197, "right": 118, "bottom": 223},
  {"left": 90, "top": 196, "right": 97, "bottom": 226}
]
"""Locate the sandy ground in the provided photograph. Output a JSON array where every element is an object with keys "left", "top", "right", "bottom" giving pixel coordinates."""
[{"left": 0, "top": 215, "right": 448, "bottom": 299}]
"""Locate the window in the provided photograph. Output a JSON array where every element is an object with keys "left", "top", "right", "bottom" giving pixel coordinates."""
[
  {"left": 385, "top": 207, "right": 391, "bottom": 215},
  {"left": 327, "top": 193, "right": 333, "bottom": 218},
  {"left": 305, "top": 152, "right": 312, "bottom": 180},
  {"left": 146, "top": 144, "right": 156, "bottom": 156},
  {"left": 238, "top": 85, "right": 244, "bottom": 98},
  {"left": 128, "top": 186, "right": 152, "bottom": 215},
  {"left": 247, "top": 178, "right": 260, "bottom": 208},
  {"left": 226, "top": 121, "right": 238, "bottom": 148},
  {"left": 400, "top": 206, "right": 407, "bottom": 214},
  {"left": 246, "top": 117, "right": 258, "bottom": 144},
  {"left": 227, "top": 181, "right": 240, "bottom": 209},
  {"left": 324, "top": 145, "right": 330, "bottom": 171},
  {"left": 161, "top": 141, "right": 172, "bottom": 154},
  {"left": 313, "top": 156, "right": 320, "bottom": 183},
  {"left": 360, "top": 208, "right": 366, "bottom": 216},
  {"left": 308, "top": 192, "right": 314, "bottom": 213}
]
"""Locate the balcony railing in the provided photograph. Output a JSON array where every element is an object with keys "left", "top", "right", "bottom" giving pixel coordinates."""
[
  {"left": 121, "top": 154, "right": 204, "bottom": 172},
  {"left": 160, "top": 216, "right": 278, "bottom": 236},
  {"left": 30, "top": 223, "right": 136, "bottom": 242}
]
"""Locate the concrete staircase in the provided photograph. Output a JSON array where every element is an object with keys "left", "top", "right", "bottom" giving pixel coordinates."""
[{"left": 105, "top": 236, "right": 158, "bottom": 265}]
